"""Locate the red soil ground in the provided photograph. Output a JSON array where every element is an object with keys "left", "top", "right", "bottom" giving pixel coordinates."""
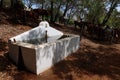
[{"left": 0, "top": 24, "right": 120, "bottom": 80}]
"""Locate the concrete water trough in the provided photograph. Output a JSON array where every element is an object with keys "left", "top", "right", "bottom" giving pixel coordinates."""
[{"left": 8, "top": 21, "right": 80, "bottom": 75}]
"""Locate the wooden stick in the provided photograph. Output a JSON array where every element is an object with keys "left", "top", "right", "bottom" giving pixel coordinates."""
[{"left": 45, "top": 31, "right": 48, "bottom": 43}]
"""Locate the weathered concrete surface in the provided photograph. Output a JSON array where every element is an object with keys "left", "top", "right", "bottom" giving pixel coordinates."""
[
  {"left": 9, "top": 21, "right": 63, "bottom": 43},
  {"left": 35, "top": 34, "right": 80, "bottom": 74},
  {"left": 9, "top": 34, "right": 80, "bottom": 74},
  {"left": 8, "top": 21, "right": 80, "bottom": 75}
]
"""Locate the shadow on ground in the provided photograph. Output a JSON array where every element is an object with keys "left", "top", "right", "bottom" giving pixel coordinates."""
[
  {"left": 0, "top": 24, "right": 120, "bottom": 80},
  {"left": 0, "top": 39, "right": 10, "bottom": 71},
  {"left": 52, "top": 45, "right": 120, "bottom": 80},
  {"left": 0, "top": 39, "right": 7, "bottom": 52},
  {"left": 0, "top": 52, "right": 15, "bottom": 73}
]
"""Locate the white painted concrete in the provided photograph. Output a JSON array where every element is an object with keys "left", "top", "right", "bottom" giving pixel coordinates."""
[
  {"left": 8, "top": 21, "right": 80, "bottom": 75},
  {"left": 10, "top": 21, "right": 63, "bottom": 43},
  {"left": 35, "top": 35, "right": 80, "bottom": 74}
]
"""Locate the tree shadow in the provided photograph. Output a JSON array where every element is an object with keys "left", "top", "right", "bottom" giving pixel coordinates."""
[
  {"left": 0, "top": 39, "right": 13, "bottom": 72},
  {"left": 0, "top": 52, "right": 13, "bottom": 72},
  {"left": 52, "top": 45, "right": 120, "bottom": 80},
  {"left": 0, "top": 39, "right": 8, "bottom": 52},
  {"left": 0, "top": 52, "right": 34, "bottom": 80}
]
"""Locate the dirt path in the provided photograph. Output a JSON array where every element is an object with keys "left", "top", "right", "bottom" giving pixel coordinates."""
[
  {"left": 39, "top": 37, "right": 120, "bottom": 80},
  {"left": 0, "top": 24, "right": 120, "bottom": 80}
]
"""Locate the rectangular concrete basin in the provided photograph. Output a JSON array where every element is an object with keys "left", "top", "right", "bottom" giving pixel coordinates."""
[{"left": 8, "top": 22, "right": 80, "bottom": 75}]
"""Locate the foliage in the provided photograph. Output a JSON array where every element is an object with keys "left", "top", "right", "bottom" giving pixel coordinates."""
[
  {"left": 107, "top": 8, "right": 120, "bottom": 28},
  {"left": 0, "top": 0, "right": 120, "bottom": 27}
]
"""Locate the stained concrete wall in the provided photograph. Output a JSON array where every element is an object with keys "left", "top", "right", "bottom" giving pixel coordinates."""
[
  {"left": 8, "top": 21, "right": 80, "bottom": 75},
  {"left": 8, "top": 42, "right": 37, "bottom": 73},
  {"left": 36, "top": 35, "right": 80, "bottom": 74},
  {"left": 9, "top": 34, "right": 80, "bottom": 74}
]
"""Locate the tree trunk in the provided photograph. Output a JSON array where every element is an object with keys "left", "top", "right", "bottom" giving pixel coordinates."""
[
  {"left": 62, "top": 2, "right": 69, "bottom": 17},
  {"left": 41, "top": 0, "right": 44, "bottom": 20},
  {"left": 50, "top": 0, "right": 54, "bottom": 22},
  {"left": 101, "top": 0, "right": 118, "bottom": 26},
  {"left": 11, "top": 0, "right": 18, "bottom": 8},
  {"left": 0, "top": 0, "right": 3, "bottom": 8},
  {"left": 41, "top": 0, "right": 44, "bottom": 9},
  {"left": 53, "top": 2, "right": 62, "bottom": 22}
]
